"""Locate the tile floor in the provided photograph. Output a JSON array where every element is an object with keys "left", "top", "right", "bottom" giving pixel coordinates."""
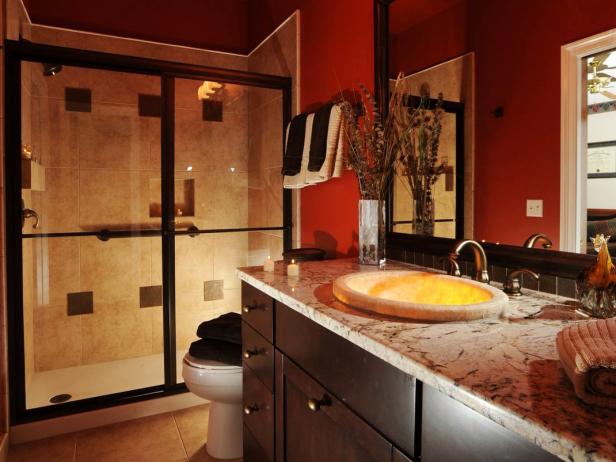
[{"left": 8, "top": 404, "right": 242, "bottom": 462}]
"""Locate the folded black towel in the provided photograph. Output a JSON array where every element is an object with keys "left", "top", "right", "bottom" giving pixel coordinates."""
[
  {"left": 189, "top": 338, "right": 242, "bottom": 366},
  {"left": 308, "top": 103, "right": 333, "bottom": 172},
  {"left": 282, "top": 112, "right": 308, "bottom": 176},
  {"left": 196, "top": 312, "right": 241, "bottom": 345}
]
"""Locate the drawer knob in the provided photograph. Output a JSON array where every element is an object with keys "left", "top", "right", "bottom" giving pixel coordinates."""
[
  {"left": 243, "top": 304, "right": 256, "bottom": 313},
  {"left": 244, "top": 404, "right": 259, "bottom": 415},
  {"left": 243, "top": 348, "right": 259, "bottom": 359},
  {"left": 307, "top": 396, "right": 331, "bottom": 412}
]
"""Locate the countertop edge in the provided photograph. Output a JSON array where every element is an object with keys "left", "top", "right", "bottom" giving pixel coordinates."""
[{"left": 236, "top": 269, "right": 600, "bottom": 462}]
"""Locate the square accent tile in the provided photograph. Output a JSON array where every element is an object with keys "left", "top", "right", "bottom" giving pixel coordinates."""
[
  {"left": 67, "top": 291, "right": 93, "bottom": 316},
  {"left": 202, "top": 99, "right": 223, "bottom": 122},
  {"left": 140, "top": 285, "right": 163, "bottom": 308},
  {"left": 203, "top": 280, "right": 224, "bottom": 301},
  {"left": 65, "top": 88, "right": 91, "bottom": 112},
  {"left": 138, "top": 94, "right": 162, "bottom": 118}
]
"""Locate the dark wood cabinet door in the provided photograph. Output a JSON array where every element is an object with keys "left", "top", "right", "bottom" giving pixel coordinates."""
[
  {"left": 277, "top": 352, "right": 392, "bottom": 462},
  {"left": 421, "top": 384, "right": 560, "bottom": 462}
]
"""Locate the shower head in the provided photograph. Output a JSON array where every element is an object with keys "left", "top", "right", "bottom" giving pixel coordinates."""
[{"left": 42, "top": 63, "right": 63, "bottom": 76}]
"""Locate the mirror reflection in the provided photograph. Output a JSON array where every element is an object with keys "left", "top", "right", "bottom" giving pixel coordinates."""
[{"left": 388, "top": 0, "right": 616, "bottom": 254}]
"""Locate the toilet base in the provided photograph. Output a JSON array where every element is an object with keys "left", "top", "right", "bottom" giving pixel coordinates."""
[{"left": 206, "top": 401, "right": 243, "bottom": 459}]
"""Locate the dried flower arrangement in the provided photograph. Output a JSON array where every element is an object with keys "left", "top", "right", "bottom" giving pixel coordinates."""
[
  {"left": 339, "top": 84, "right": 400, "bottom": 200},
  {"left": 391, "top": 82, "right": 446, "bottom": 235}
]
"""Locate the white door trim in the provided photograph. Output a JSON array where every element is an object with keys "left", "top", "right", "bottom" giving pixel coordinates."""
[{"left": 561, "top": 28, "right": 616, "bottom": 252}]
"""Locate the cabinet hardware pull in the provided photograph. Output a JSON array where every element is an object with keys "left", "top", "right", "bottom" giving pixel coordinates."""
[
  {"left": 244, "top": 404, "right": 259, "bottom": 415},
  {"left": 243, "top": 304, "right": 258, "bottom": 313},
  {"left": 243, "top": 348, "right": 259, "bottom": 359},
  {"left": 307, "top": 396, "right": 331, "bottom": 412}
]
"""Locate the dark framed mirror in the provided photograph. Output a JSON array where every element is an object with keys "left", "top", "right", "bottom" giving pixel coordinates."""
[{"left": 373, "top": 0, "right": 616, "bottom": 282}]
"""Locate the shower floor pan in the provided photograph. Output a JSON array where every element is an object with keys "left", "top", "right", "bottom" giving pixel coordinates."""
[{"left": 26, "top": 351, "right": 187, "bottom": 409}]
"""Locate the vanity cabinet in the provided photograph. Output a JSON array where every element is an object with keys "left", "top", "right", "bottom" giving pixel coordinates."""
[
  {"left": 241, "top": 281, "right": 559, "bottom": 462},
  {"left": 276, "top": 352, "right": 393, "bottom": 461}
]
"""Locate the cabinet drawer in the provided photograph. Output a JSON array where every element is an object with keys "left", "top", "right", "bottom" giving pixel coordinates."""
[
  {"left": 242, "top": 321, "right": 274, "bottom": 391},
  {"left": 276, "top": 301, "right": 416, "bottom": 458},
  {"left": 242, "top": 282, "right": 274, "bottom": 342},
  {"left": 243, "top": 365, "right": 274, "bottom": 461},
  {"left": 279, "top": 353, "right": 392, "bottom": 462}
]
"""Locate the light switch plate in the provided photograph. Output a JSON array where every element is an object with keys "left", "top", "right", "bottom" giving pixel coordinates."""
[{"left": 526, "top": 199, "right": 543, "bottom": 217}]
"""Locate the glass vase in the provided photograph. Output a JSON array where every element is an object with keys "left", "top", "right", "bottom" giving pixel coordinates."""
[{"left": 358, "top": 199, "right": 386, "bottom": 266}]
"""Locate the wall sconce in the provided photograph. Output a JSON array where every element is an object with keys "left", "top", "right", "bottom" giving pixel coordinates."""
[{"left": 197, "top": 81, "right": 223, "bottom": 100}]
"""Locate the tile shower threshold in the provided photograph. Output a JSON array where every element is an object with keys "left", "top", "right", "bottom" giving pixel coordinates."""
[{"left": 26, "top": 351, "right": 187, "bottom": 409}]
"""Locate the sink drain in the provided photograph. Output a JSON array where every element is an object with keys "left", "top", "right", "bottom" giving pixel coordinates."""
[{"left": 49, "top": 393, "right": 72, "bottom": 404}]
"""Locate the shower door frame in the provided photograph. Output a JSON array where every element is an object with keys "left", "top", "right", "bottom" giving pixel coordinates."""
[{"left": 4, "top": 40, "right": 292, "bottom": 424}]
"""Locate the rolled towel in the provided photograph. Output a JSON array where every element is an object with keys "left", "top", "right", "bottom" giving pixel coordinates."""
[
  {"left": 332, "top": 112, "right": 348, "bottom": 178},
  {"left": 196, "top": 312, "right": 241, "bottom": 345},
  {"left": 281, "top": 112, "right": 308, "bottom": 176},
  {"left": 307, "top": 103, "right": 334, "bottom": 172},
  {"left": 556, "top": 317, "right": 616, "bottom": 408},
  {"left": 284, "top": 113, "right": 314, "bottom": 189},
  {"left": 189, "top": 338, "right": 242, "bottom": 367},
  {"left": 306, "top": 104, "right": 343, "bottom": 185}
]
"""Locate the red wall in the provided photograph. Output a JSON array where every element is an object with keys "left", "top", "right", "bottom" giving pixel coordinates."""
[
  {"left": 392, "top": 0, "right": 616, "bottom": 249},
  {"left": 23, "top": 0, "right": 250, "bottom": 54},
  {"left": 252, "top": 0, "right": 373, "bottom": 257}
]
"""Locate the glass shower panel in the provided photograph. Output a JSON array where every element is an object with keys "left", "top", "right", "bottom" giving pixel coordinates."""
[
  {"left": 173, "top": 78, "right": 284, "bottom": 231},
  {"left": 21, "top": 61, "right": 164, "bottom": 408},
  {"left": 24, "top": 62, "right": 162, "bottom": 234},
  {"left": 173, "top": 77, "right": 285, "bottom": 379},
  {"left": 175, "top": 231, "right": 279, "bottom": 381}
]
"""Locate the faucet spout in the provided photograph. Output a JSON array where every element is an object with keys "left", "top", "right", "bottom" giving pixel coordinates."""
[
  {"left": 523, "top": 233, "right": 552, "bottom": 249},
  {"left": 450, "top": 240, "right": 490, "bottom": 284}
]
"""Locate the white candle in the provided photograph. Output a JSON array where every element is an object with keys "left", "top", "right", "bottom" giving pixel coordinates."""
[
  {"left": 287, "top": 259, "right": 300, "bottom": 277},
  {"left": 263, "top": 255, "right": 275, "bottom": 272}
]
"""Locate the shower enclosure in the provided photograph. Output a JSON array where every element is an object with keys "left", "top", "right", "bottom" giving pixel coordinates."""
[{"left": 5, "top": 41, "right": 291, "bottom": 423}]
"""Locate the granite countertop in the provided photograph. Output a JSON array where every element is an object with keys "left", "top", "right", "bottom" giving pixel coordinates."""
[{"left": 236, "top": 258, "right": 616, "bottom": 462}]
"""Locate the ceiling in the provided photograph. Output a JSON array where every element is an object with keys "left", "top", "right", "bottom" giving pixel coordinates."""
[
  {"left": 22, "top": 0, "right": 257, "bottom": 54},
  {"left": 389, "top": 0, "right": 464, "bottom": 35}
]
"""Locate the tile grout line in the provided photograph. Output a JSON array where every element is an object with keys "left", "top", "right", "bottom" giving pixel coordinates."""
[{"left": 171, "top": 413, "right": 190, "bottom": 462}]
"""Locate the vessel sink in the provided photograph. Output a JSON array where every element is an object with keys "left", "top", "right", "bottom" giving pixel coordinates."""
[{"left": 333, "top": 270, "right": 508, "bottom": 322}]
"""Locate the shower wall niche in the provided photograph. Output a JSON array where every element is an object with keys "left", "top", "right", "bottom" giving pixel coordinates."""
[{"left": 15, "top": 54, "right": 288, "bottom": 412}]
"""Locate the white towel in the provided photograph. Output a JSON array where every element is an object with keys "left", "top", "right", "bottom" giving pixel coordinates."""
[
  {"left": 305, "top": 105, "right": 342, "bottom": 185},
  {"left": 284, "top": 114, "right": 314, "bottom": 189}
]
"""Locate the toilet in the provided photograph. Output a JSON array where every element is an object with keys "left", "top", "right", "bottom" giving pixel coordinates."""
[{"left": 182, "top": 353, "right": 243, "bottom": 459}]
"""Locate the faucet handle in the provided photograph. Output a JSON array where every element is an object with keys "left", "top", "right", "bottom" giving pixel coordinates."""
[
  {"left": 503, "top": 268, "right": 539, "bottom": 297},
  {"left": 439, "top": 255, "right": 461, "bottom": 277}
]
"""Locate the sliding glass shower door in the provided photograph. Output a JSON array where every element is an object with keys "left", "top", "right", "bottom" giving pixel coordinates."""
[
  {"left": 5, "top": 40, "right": 291, "bottom": 423},
  {"left": 19, "top": 62, "right": 165, "bottom": 409},
  {"left": 172, "top": 77, "right": 286, "bottom": 380}
]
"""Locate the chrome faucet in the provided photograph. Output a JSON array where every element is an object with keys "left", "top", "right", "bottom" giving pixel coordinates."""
[
  {"left": 523, "top": 233, "right": 552, "bottom": 249},
  {"left": 449, "top": 240, "right": 490, "bottom": 283}
]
